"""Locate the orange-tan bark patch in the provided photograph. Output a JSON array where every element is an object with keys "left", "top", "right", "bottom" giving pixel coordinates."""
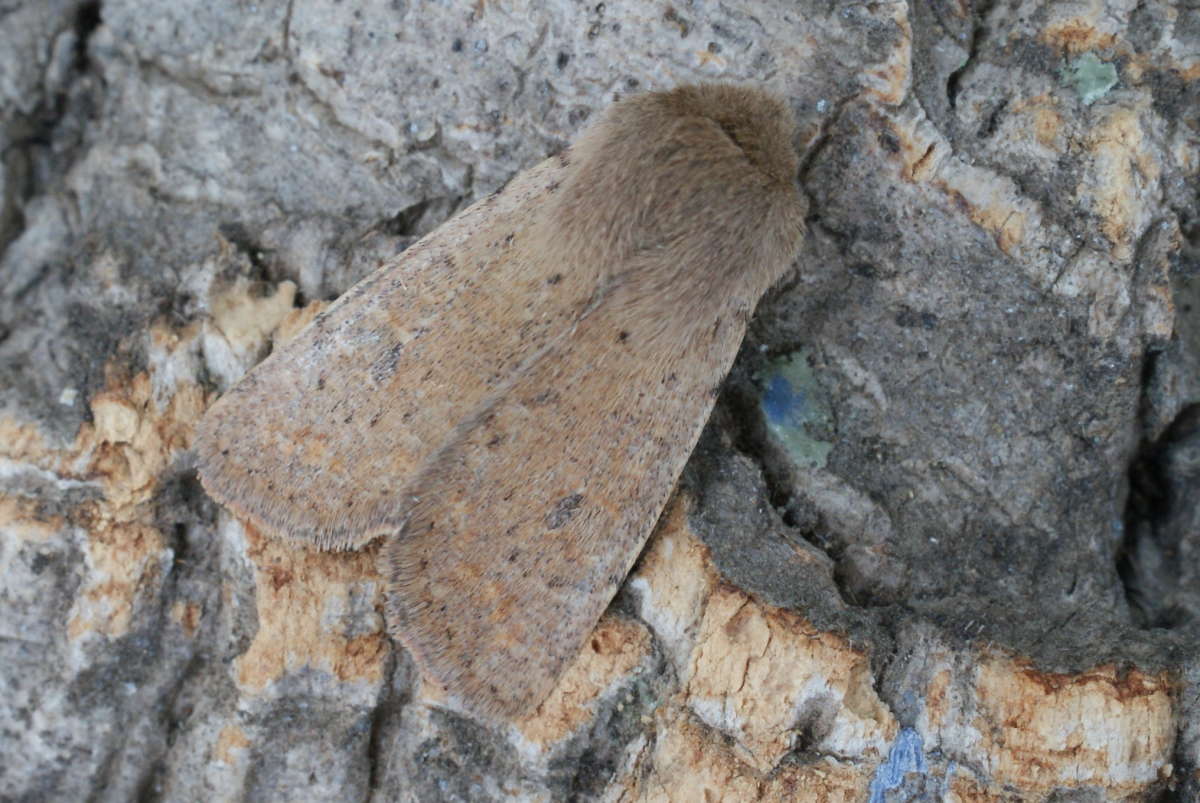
[
  {"left": 1010, "top": 94, "right": 1065, "bottom": 151},
  {"left": 515, "top": 614, "right": 653, "bottom": 748},
  {"left": 214, "top": 723, "right": 252, "bottom": 765},
  {"left": 971, "top": 655, "right": 1173, "bottom": 796},
  {"left": 862, "top": 5, "right": 912, "bottom": 106},
  {"left": 1080, "top": 106, "right": 1158, "bottom": 261},
  {"left": 233, "top": 525, "right": 386, "bottom": 691},
  {"left": 627, "top": 711, "right": 871, "bottom": 802},
  {"left": 1040, "top": 19, "right": 1120, "bottom": 54},
  {"left": 0, "top": 415, "right": 58, "bottom": 466},
  {"left": 170, "top": 600, "right": 203, "bottom": 637},
  {"left": 685, "top": 586, "right": 896, "bottom": 772},
  {"left": 81, "top": 370, "right": 208, "bottom": 516},
  {"left": 627, "top": 495, "right": 717, "bottom": 674},
  {"left": 208, "top": 278, "right": 298, "bottom": 355},
  {"left": 68, "top": 521, "right": 166, "bottom": 639},
  {"left": 0, "top": 495, "right": 64, "bottom": 543}
]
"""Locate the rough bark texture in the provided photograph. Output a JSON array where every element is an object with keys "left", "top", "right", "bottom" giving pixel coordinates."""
[{"left": 1, "top": 1, "right": 1197, "bottom": 801}]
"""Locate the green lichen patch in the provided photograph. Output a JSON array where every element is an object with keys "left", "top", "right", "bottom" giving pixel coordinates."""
[{"left": 1060, "top": 52, "right": 1118, "bottom": 105}]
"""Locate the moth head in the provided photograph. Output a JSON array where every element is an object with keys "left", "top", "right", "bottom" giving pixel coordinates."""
[
  {"left": 545, "top": 84, "right": 807, "bottom": 314},
  {"left": 654, "top": 83, "right": 800, "bottom": 189}
]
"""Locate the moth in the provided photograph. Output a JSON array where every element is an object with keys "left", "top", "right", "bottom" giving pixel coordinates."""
[{"left": 196, "top": 84, "right": 806, "bottom": 718}]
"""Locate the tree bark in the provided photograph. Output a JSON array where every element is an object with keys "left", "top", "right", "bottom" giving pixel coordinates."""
[{"left": 1, "top": 1, "right": 1197, "bottom": 800}]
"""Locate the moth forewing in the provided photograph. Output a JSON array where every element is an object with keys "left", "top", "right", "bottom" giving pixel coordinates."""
[{"left": 195, "top": 157, "right": 597, "bottom": 551}]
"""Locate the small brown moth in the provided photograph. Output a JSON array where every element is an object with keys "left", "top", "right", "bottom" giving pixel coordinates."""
[{"left": 196, "top": 84, "right": 806, "bottom": 718}]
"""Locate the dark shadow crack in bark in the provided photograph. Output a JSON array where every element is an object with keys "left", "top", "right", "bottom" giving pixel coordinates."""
[
  {"left": 1119, "top": 402, "right": 1200, "bottom": 630},
  {"left": 945, "top": 0, "right": 995, "bottom": 112}
]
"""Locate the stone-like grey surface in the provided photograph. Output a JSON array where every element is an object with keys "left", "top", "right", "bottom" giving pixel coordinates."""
[{"left": 2, "top": 0, "right": 1198, "bottom": 800}]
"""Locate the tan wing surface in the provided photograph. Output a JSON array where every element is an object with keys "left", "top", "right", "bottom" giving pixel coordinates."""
[
  {"left": 385, "top": 279, "right": 759, "bottom": 717},
  {"left": 385, "top": 84, "right": 807, "bottom": 717},
  {"left": 195, "top": 155, "right": 599, "bottom": 550}
]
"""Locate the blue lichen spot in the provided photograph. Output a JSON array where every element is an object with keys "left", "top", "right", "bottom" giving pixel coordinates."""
[
  {"left": 759, "top": 349, "right": 833, "bottom": 469},
  {"left": 868, "top": 727, "right": 928, "bottom": 803},
  {"left": 1060, "top": 52, "right": 1118, "bottom": 105}
]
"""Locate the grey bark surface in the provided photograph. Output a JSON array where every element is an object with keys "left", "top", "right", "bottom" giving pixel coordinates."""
[{"left": 1, "top": 0, "right": 1198, "bottom": 800}]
